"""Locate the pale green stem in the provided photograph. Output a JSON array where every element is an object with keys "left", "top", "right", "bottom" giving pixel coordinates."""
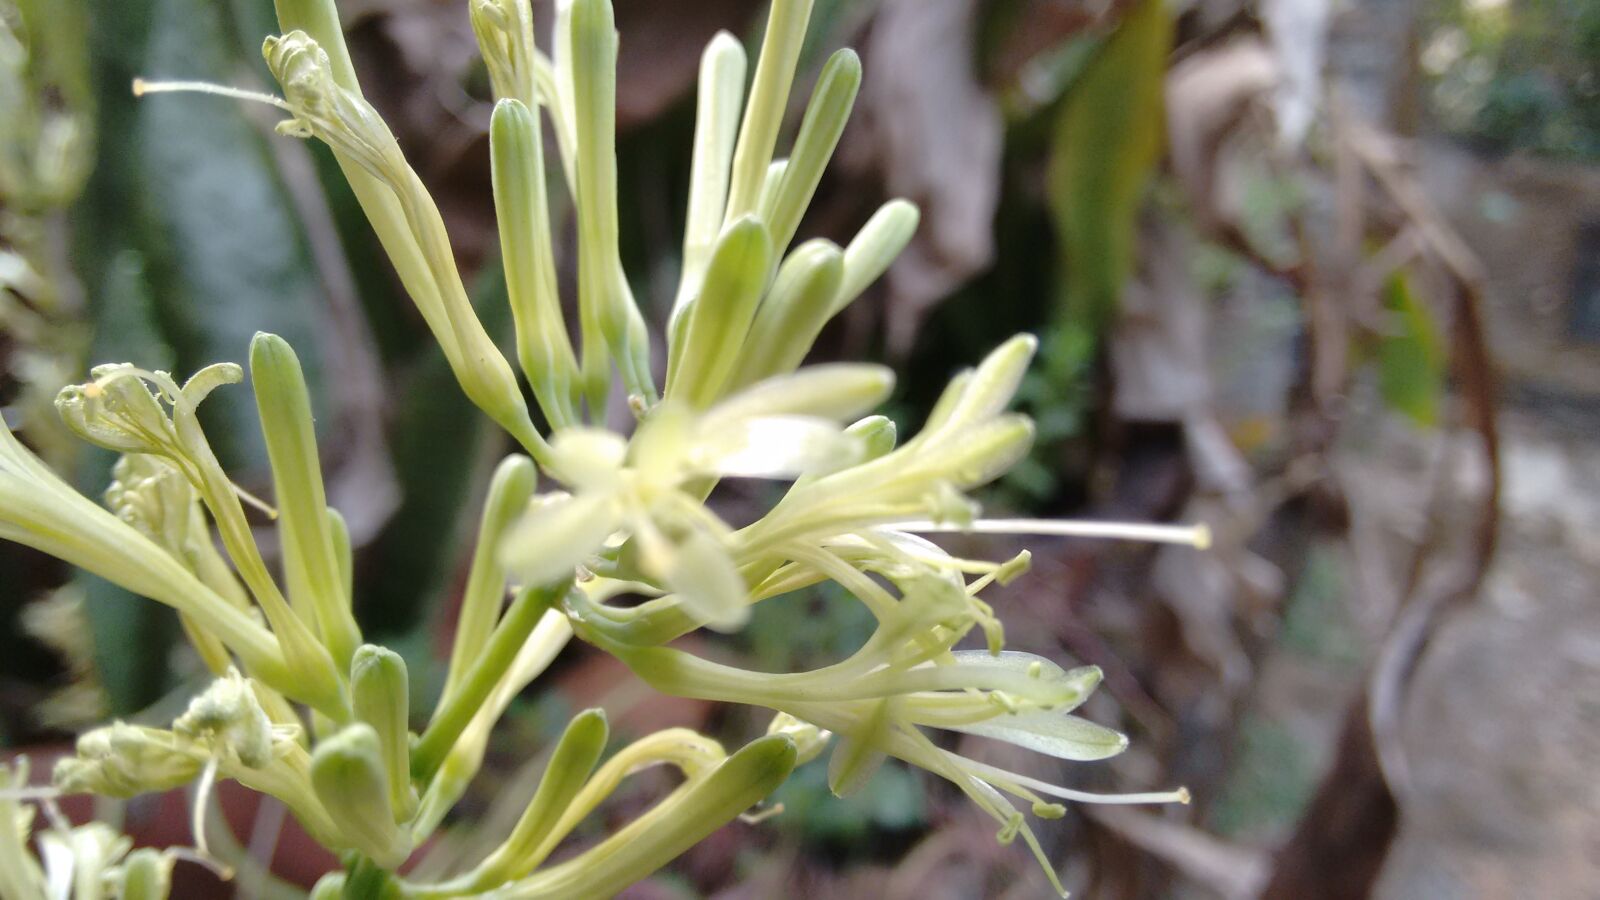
[
  {"left": 441, "top": 454, "right": 537, "bottom": 703},
  {"left": 450, "top": 709, "right": 608, "bottom": 892},
  {"left": 723, "top": 0, "right": 816, "bottom": 222},
  {"left": 480, "top": 736, "right": 796, "bottom": 900},
  {"left": 413, "top": 581, "right": 571, "bottom": 782}
]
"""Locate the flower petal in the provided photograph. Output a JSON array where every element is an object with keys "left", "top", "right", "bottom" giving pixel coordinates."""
[
  {"left": 827, "top": 699, "right": 891, "bottom": 798},
  {"left": 697, "top": 415, "right": 862, "bottom": 478},
  {"left": 500, "top": 493, "right": 621, "bottom": 586},
  {"left": 665, "top": 528, "right": 749, "bottom": 633},
  {"left": 943, "top": 711, "right": 1128, "bottom": 761}
]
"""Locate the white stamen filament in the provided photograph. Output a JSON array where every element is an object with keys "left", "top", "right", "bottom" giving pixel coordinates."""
[
  {"left": 231, "top": 482, "right": 280, "bottom": 520},
  {"left": 169, "top": 846, "right": 235, "bottom": 880},
  {"left": 0, "top": 785, "right": 62, "bottom": 801},
  {"left": 132, "top": 78, "right": 292, "bottom": 112},
  {"left": 885, "top": 518, "right": 1211, "bottom": 550},
  {"left": 962, "top": 755, "right": 1191, "bottom": 806},
  {"left": 191, "top": 756, "right": 220, "bottom": 858}
]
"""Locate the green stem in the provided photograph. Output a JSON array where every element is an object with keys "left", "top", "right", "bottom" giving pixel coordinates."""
[{"left": 412, "top": 581, "right": 571, "bottom": 781}]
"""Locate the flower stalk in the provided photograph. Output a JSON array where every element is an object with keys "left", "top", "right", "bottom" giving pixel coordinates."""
[{"left": 0, "top": 0, "right": 1209, "bottom": 894}]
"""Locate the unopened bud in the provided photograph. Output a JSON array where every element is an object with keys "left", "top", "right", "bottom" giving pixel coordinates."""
[
  {"left": 55, "top": 723, "right": 202, "bottom": 798},
  {"left": 351, "top": 645, "right": 416, "bottom": 820},
  {"left": 118, "top": 848, "right": 175, "bottom": 900},
  {"left": 766, "top": 712, "right": 829, "bottom": 766},
  {"left": 836, "top": 199, "right": 919, "bottom": 317},
  {"left": 666, "top": 216, "right": 772, "bottom": 408},
  {"left": 729, "top": 239, "right": 846, "bottom": 388},
  {"left": 846, "top": 415, "right": 898, "bottom": 462},
  {"left": 310, "top": 723, "right": 410, "bottom": 867}
]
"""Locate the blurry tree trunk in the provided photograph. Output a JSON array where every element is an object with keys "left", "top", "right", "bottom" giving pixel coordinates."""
[{"left": 1258, "top": 695, "right": 1396, "bottom": 900}]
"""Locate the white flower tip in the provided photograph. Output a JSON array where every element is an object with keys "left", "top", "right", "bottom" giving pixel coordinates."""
[
  {"left": 707, "top": 30, "right": 743, "bottom": 55},
  {"left": 1191, "top": 523, "right": 1213, "bottom": 551}
]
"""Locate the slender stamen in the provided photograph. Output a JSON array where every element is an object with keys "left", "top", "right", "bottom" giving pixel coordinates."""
[
  {"left": 885, "top": 518, "right": 1212, "bottom": 550},
  {"left": 191, "top": 756, "right": 220, "bottom": 857},
  {"left": 0, "top": 785, "right": 61, "bottom": 801},
  {"left": 231, "top": 483, "right": 279, "bottom": 520},
  {"left": 39, "top": 797, "right": 72, "bottom": 834},
  {"left": 132, "top": 78, "right": 293, "bottom": 112},
  {"left": 169, "top": 846, "right": 235, "bottom": 880},
  {"left": 961, "top": 755, "right": 1190, "bottom": 806},
  {"left": 738, "top": 802, "right": 785, "bottom": 825}
]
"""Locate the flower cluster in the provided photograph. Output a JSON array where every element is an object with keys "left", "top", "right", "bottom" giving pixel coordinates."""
[{"left": 0, "top": 0, "right": 1205, "bottom": 896}]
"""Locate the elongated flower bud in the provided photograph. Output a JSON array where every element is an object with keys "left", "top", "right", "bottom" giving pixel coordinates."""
[
  {"left": 835, "top": 199, "right": 920, "bottom": 316},
  {"left": 487, "top": 735, "right": 797, "bottom": 898},
  {"left": 465, "top": 709, "right": 608, "bottom": 888},
  {"left": 767, "top": 49, "right": 861, "bottom": 255},
  {"left": 490, "top": 100, "right": 582, "bottom": 430},
  {"left": 310, "top": 723, "right": 410, "bottom": 867},
  {"left": 704, "top": 363, "right": 894, "bottom": 427},
  {"left": 925, "top": 333, "right": 1037, "bottom": 439},
  {"left": 665, "top": 217, "right": 772, "bottom": 408},
  {"left": 671, "top": 32, "right": 748, "bottom": 338},
  {"left": 445, "top": 454, "right": 538, "bottom": 701},
  {"left": 252, "top": 332, "right": 361, "bottom": 671},
  {"left": 728, "top": 239, "right": 845, "bottom": 388},
  {"left": 117, "top": 849, "right": 174, "bottom": 900},
  {"left": 351, "top": 645, "right": 416, "bottom": 821},
  {"left": 724, "top": 0, "right": 815, "bottom": 221},
  {"left": 567, "top": 0, "right": 656, "bottom": 404}
]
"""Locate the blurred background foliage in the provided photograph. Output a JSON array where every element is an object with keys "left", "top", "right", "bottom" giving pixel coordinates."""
[{"left": 2, "top": 0, "right": 1597, "bottom": 897}]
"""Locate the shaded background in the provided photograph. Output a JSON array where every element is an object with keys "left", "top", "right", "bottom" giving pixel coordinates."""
[{"left": 3, "top": 0, "right": 1598, "bottom": 896}]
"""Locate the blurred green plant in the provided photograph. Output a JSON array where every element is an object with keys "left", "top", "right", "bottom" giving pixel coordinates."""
[
  {"left": 1, "top": 0, "right": 94, "bottom": 469},
  {"left": 1425, "top": 0, "right": 1600, "bottom": 159},
  {"left": 0, "top": 0, "right": 1205, "bottom": 895},
  {"left": 1376, "top": 270, "right": 1446, "bottom": 429},
  {"left": 1045, "top": 0, "right": 1170, "bottom": 363}
]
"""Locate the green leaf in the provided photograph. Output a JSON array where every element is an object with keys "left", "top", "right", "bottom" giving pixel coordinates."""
[
  {"left": 1378, "top": 270, "right": 1445, "bottom": 428},
  {"left": 1044, "top": 0, "right": 1171, "bottom": 356}
]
